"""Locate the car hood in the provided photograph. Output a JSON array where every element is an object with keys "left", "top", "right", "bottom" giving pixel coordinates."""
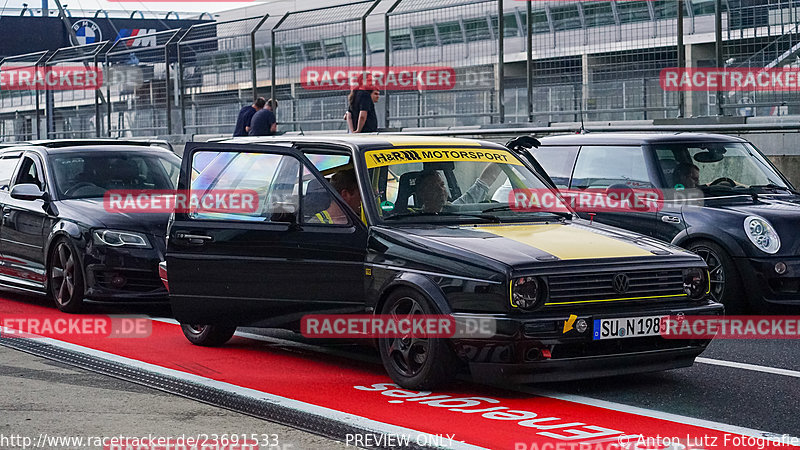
[
  {"left": 703, "top": 194, "right": 800, "bottom": 218},
  {"left": 392, "top": 221, "right": 695, "bottom": 268},
  {"left": 57, "top": 198, "right": 170, "bottom": 237}
]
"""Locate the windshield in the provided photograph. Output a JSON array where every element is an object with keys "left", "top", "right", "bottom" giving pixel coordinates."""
[
  {"left": 52, "top": 151, "right": 181, "bottom": 200},
  {"left": 365, "top": 147, "right": 568, "bottom": 223},
  {"left": 653, "top": 142, "right": 790, "bottom": 194}
]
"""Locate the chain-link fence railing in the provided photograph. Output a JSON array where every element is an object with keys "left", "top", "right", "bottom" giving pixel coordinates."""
[
  {"left": 0, "top": 51, "right": 49, "bottom": 141},
  {"left": 5, "top": 0, "right": 800, "bottom": 141},
  {"left": 105, "top": 29, "right": 183, "bottom": 137},
  {"left": 177, "top": 16, "right": 270, "bottom": 135}
]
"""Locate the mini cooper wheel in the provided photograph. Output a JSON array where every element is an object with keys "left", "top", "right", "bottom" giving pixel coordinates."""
[
  {"left": 378, "top": 288, "right": 458, "bottom": 390},
  {"left": 180, "top": 323, "right": 237, "bottom": 347},
  {"left": 48, "top": 238, "right": 85, "bottom": 313},
  {"left": 688, "top": 240, "right": 746, "bottom": 313}
]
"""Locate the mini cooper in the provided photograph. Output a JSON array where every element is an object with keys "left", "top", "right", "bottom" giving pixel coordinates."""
[
  {"left": 162, "top": 135, "right": 722, "bottom": 389},
  {"left": 524, "top": 133, "right": 800, "bottom": 313}
]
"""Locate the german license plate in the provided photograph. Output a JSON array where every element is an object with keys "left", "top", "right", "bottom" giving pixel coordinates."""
[{"left": 593, "top": 316, "right": 667, "bottom": 340}]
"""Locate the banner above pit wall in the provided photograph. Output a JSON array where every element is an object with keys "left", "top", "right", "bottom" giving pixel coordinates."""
[{"left": 0, "top": 17, "right": 212, "bottom": 59}]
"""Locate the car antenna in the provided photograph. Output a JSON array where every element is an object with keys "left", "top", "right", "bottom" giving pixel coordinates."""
[{"left": 578, "top": 98, "right": 587, "bottom": 134}]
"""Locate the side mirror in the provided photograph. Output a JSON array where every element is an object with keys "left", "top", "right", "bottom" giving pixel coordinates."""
[{"left": 10, "top": 183, "right": 47, "bottom": 201}]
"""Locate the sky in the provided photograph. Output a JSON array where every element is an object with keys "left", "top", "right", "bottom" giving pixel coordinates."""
[{"left": 1, "top": 0, "right": 269, "bottom": 15}]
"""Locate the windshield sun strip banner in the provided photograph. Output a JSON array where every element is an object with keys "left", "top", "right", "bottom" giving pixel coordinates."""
[{"left": 364, "top": 148, "right": 522, "bottom": 169}]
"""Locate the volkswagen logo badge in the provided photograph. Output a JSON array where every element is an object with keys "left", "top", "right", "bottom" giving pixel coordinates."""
[{"left": 612, "top": 273, "right": 630, "bottom": 293}]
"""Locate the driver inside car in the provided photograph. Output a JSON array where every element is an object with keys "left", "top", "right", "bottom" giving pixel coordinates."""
[
  {"left": 415, "top": 163, "right": 502, "bottom": 213},
  {"left": 675, "top": 162, "right": 701, "bottom": 189}
]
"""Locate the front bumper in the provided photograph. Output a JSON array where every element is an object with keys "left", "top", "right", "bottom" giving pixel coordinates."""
[
  {"left": 736, "top": 256, "right": 800, "bottom": 307},
  {"left": 452, "top": 300, "right": 723, "bottom": 383},
  {"left": 83, "top": 239, "right": 168, "bottom": 302}
]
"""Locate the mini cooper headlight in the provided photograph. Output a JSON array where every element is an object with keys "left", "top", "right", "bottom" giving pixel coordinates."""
[
  {"left": 682, "top": 268, "right": 708, "bottom": 299},
  {"left": 511, "top": 276, "right": 545, "bottom": 310},
  {"left": 93, "top": 230, "right": 151, "bottom": 248},
  {"left": 744, "top": 216, "right": 780, "bottom": 254}
]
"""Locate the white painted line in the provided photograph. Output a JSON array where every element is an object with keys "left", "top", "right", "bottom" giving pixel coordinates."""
[
  {"left": 517, "top": 386, "right": 799, "bottom": 445},
  {"left": 696, "top": 356, "right": 800, "bottom": 379},
  {"left": 0, "top": 326, "right": 485, "bottom": 450}
]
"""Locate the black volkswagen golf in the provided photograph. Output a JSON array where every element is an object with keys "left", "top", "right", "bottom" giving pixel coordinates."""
[
  {"left": 163, "top": 135, "right": 722, "bottom": 389},
  {"left": 0, "top": 140, "right": 180, "bottom": 312},
  {"left": 523, "top": 133, "right": 800, "bottom": 313}
]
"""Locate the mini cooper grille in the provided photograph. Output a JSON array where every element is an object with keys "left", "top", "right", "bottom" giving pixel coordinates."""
[{"left": 546, "top": 269, "right": 686, "bottom": 306}]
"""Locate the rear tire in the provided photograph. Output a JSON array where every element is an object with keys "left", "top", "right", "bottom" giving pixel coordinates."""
[
  {"left": 378, "top": 288, "right": 459, "bottom": 390},
  {"left": 180, "top": 324, "right": 236, "bottom": 346},
  {"left": 48, "top": 238, "right": 85, "bottom": 314},
  {"left": 688, "top": 240, "right": 747, "bottom": 313}
]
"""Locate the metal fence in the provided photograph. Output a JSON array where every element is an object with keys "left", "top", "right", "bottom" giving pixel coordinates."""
[{"left": 4, "top": 0, "right": 800, "bottom": 141}]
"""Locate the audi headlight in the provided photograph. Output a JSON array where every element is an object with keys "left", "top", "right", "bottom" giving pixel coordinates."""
[
  {"left": 93, "top": 230, "right": 151, "bottom": 248},
  {"left": 682, "top": 268, "right": 708, "bottom": 300},
  {"left": 744, "top": 216, "right": 780, "bottom": 254},
  {"left": 511, "top": 276, "right": 546, "bottom": 310}
]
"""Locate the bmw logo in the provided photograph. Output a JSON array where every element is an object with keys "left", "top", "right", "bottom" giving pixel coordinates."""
[{"left": 71, "top": 19, "right": 103, "bottom": 46}]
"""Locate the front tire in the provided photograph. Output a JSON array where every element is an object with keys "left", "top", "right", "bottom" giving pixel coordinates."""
[
  {"left": 180, "top": 324, "right": 236, "bottom": 347},
  {"left": 378, "top": 288, "right": 459, "bottom": 390},
  {"left": 48, "top": 238, "right": 86, "bottom": 313},
  {"left": 688, "top": 240, "right": 746, "bottom": 313}
]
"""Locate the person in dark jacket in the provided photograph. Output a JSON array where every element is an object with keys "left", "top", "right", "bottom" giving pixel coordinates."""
[
  {"left": 233, "top": 97, "right": 265, "bottom": 136},
  {"left": 249, "top": 98, "right": 278, "bottom": 136}
]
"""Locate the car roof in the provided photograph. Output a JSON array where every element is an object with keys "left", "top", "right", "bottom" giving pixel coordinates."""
[
  {"left": 0, "top": 139, "right": 175, "bottom": 155},
  {"left": 537, "top": 132, "right": 747, "bottom": 146},
  {"left": 211, "top": 135, "right": 507, "bottom": 152}
]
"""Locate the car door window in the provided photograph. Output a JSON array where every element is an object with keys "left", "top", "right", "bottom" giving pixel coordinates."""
[
  {"left": 571, "top": 146, "right": 653, "bottom": 189},
  {"left": 13, "top": 156, "right": 44, "bottom": 191},
  {"left": 530, "top": 146, "right": 579, "bottom": 188},
  {"left": 189, "top": 151, "right": 300, "bottom": 222}
]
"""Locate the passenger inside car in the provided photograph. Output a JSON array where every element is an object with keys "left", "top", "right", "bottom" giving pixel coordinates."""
[{"left": 674, "top": 162, "right": 701, "bottom": 189}]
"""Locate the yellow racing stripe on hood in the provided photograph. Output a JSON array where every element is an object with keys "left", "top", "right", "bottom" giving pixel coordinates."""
[{"left": 475, "top": 224, "right": 652, "bottom": 260}]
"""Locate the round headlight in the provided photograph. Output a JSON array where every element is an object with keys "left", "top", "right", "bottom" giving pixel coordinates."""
[
  {"left": 682, "top": 268, "right": 708, "bottom": 299},
  {"left": 744, "top": 216, "right": 780, "bottom": 254},
  {"left": 511, "top": 276, "right": 543, "bottom": 310}
]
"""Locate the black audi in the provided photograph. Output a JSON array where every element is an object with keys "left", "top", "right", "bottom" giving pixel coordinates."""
[{"left": 0, "top": 140, "right": 180, "bottom": 312}]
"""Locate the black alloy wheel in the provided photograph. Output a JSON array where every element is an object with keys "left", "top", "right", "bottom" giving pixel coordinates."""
[
  {"left": 180, "top": 323, "right": 237, "bottom": 346},
  {"left": 49, "top": 239, "right": 85, "bottom": 313},
  {"left": 688, "top": 240, "right": 747, "bottom": 313},
  {"left": 378, "top": 288, "right": 458, "bottom": 390}
]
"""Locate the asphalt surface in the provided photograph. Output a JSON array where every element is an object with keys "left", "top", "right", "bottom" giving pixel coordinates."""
[{"left": 2, "top": 291, "right": 799, "bottom": 446}]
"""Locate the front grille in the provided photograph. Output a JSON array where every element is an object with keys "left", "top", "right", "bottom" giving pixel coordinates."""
[
  {"left": 95, "top": 269, "right": 163, "bottom": 292},
  {"left": 546, "top": 269, "right": 686, "bottom": 306}
]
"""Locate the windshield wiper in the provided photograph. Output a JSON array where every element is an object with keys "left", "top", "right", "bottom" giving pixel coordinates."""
[
  {"left": 481, "top": 205, "right": 572, "bottom": 221},
  {"left": 748, "top": 184, "right": 800, "bottom": 196},
  {"left": 383, "top": 211, "right": 501, "bottom": 223}
]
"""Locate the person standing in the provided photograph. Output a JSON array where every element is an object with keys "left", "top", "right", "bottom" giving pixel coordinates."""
[
  {"left": 249, "top": 98, "right": 278, "bottom": 136},
  {"left": 233, "top": 97, "right": 265, "bottom": 136},
  {"left": 350, "top": 89, "right": 379, "bottom": 133}
]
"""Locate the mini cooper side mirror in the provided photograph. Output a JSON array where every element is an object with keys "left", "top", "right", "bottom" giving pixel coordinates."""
[{"left": 10, "top": 183, "right": 48, "bottom": 201}]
